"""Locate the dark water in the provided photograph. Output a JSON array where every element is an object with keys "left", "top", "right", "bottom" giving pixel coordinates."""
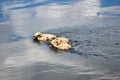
[{"left": 0, "top": 0, "right": 120, "bottom": 80}]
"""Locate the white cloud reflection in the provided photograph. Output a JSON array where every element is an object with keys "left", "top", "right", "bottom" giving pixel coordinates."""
[
  {"left": 3, "top": 39, "right": 87, "bottom": 69},
  {"left": 4, "top": 0, "right": 101, "bottom": 36},
  {"left": 2, "top": 0, "right": 120, "bottom": 37},
  {"left": 3, "top": 42, "right": 96, "bottom": 75}
]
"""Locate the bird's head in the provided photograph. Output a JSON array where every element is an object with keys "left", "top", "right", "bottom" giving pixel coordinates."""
[{"left": 33, "top": 32, "right": 42, "bottom": 41}]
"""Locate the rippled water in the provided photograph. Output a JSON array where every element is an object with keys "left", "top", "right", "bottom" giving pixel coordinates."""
[{"left": 0, "top": 0, "right": 120, "bottom": 80}]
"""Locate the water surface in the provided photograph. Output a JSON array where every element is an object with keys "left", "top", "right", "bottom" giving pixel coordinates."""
[{"left": 0, "top": 0, "right": 120, "bottom": 80}]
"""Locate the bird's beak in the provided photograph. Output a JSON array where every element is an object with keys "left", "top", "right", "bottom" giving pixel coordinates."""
[{"left": 32, "top": 36, "right": 37, "bottom": 40}]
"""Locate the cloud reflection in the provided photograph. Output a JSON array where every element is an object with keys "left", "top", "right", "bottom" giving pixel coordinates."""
[
  {"left": 1, "top": 0, "right": 120, "bottom": 37},
  {"left": 4, "top": 39, "right": 86, "bottom": 68}
]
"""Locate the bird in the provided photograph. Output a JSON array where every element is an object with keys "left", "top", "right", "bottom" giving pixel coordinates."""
[
  {"left": 33, "top": 32, "right": 56, "bottom": 42},
  {"left": 50, "top": 37, "right": 72, "bottom": 50}
]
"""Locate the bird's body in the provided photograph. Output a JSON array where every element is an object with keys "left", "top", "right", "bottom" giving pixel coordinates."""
[
  {"left": 33, "top": 32, "right": 56, "bottom": 42},
  {"left": 38, "top": 34, "right": 56, "bottom": 42},
  {"left": 50, "top": 37, "right": 71, "bottom": 50}
]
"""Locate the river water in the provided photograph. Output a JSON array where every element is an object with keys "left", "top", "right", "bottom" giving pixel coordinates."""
[{"left": 0, "top": 0, "right": 120, "bottom": 80}]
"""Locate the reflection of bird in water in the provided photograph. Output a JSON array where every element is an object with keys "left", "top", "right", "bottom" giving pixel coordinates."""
[{"left": 33, "top": 32, "right": 72, "bottom": 50}]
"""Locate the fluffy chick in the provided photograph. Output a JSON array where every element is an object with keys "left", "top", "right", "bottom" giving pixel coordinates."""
[
  {"left": 33, "top": 32, "right": 56, "bottom": 42},
  {"left": 50, "top": 37, "right": 71, "bottom": 50}
]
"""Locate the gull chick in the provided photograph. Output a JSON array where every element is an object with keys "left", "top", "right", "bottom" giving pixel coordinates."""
[
  {"left": 33, "top": 32, "right": 56, "bottom": 42},
  {"left": 50, "top": 37, "right": 72, "bottom": 50}
]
